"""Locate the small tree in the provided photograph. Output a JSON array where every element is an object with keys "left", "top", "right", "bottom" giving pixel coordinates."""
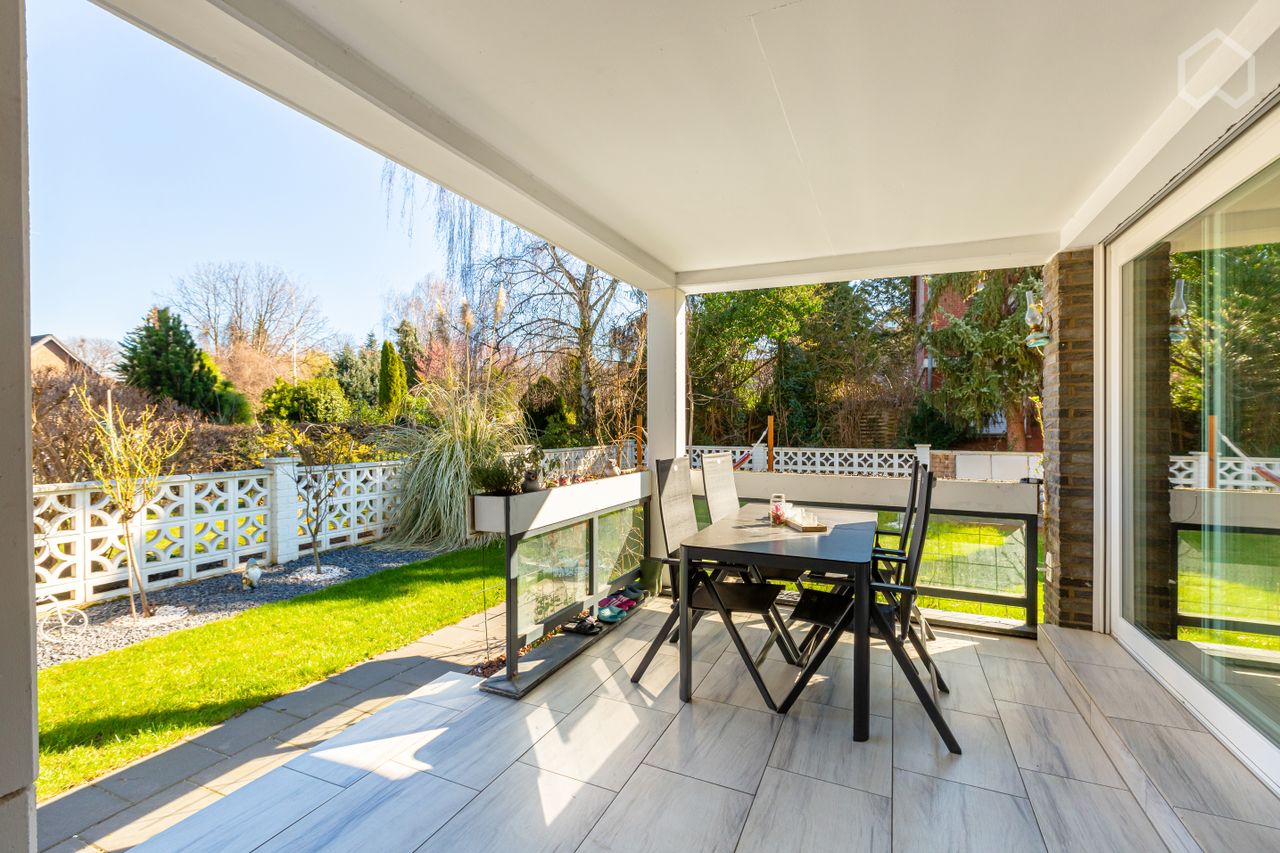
[
  {"left": 259, "top": 424, "right": 377, "bottom": 572},
  {"left": 118, "top": 308, "right": 220, "bottom": 414},
  {"left": 76, "top": 388, "right": 189, "bottom": 619},
  {"left": 378, "top": 340, "right": 408, "bottom": 416}
]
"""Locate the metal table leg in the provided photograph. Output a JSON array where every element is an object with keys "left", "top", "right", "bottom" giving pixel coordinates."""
[
  {"left": 853, "top": 563, "right": 870, "bottom": 742},
  {"left": 678, "top": 548, "right": 692, "bottom": 702}
]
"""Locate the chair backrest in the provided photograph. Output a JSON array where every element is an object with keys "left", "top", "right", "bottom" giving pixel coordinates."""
[
  {"left": 701, "top": 452, "right": 740, "bottom": 524},
  {"left": 901, "top": 469, "right": 935, "bottom": 590},
  {"left": 896, "top": 458, "right": 922, "bottom": 552},
  {"left": 655, "top": 457, "right": 699, "bottom": 559}
]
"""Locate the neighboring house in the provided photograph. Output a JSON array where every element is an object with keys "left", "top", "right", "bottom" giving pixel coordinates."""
[{"left": 30, "top": 334, "right": 97, "bottom": 375}]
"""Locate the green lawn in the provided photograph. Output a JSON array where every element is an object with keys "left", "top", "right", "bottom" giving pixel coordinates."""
[
  {"left": 38, "top": 544, "right": 503, "bottom": 800},
  {"left": 1175, "top": 529, "right": 1280, "bottom": 652}
]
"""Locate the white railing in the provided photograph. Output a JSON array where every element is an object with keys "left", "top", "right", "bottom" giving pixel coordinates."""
[
  {"left": 1168, "top": 453, "right": 1280, "bottom": 491},
  {"left": 540, "top": 440, "right": 638, "bottom": 478},
  {"left": 33, "top": 459, "right": 404, "bottom": 609}
]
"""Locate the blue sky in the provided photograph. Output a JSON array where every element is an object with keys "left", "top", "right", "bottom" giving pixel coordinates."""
[{"left": 27, "top": 0, "right": 445, "bottom": 346}]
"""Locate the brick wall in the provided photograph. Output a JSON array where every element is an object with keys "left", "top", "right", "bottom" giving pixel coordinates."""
[
  {"left": 1042, "top": 249, "right": 1095, "bottom": 629},
  {"left": 929, "top": 450, "right": 956, "bottom": 479}
]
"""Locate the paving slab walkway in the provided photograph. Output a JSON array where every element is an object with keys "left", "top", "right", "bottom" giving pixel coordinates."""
[{"left": 35, "top": 603, "right": 505, "bottom": 852}]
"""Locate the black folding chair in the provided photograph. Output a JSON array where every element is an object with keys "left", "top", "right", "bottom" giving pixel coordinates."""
[
  {"left": 630, "top": 457, "right": 795, "bottom": 709},
  {"left": 778, "top": 470, "right": 961, "bottom": 753},
  {"left": 870, "top": 458, "right": 935, "bottom": 641}
]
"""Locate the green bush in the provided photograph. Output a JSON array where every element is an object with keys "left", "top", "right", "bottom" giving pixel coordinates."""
[
  {"left": 471, "top": 454, "right": 524, "bottom": 495},
  {"left": 898, "top": 399, "right": 971, "bottom": 449},
  {"left": 260, "top": 377, "right": 351, "bottom": 423},
  {"left": 378, "top": 341, "right": 408, "bottom": 416}
]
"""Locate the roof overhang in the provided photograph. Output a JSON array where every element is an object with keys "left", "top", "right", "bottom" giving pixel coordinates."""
[{"left": 94, "top": 0, "right": 1280, "bottom": 291}]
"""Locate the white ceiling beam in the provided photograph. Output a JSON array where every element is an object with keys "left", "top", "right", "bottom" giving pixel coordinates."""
[
  {"left": 94, "top": 0, "right": 675, "bottom": 291},
  {"left": 675, "top": 233, "right": 1061, "bottom": 293}
]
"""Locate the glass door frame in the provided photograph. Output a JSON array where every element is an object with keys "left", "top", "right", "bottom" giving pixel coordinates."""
[{"left": 1104, "top": 102, "right": 1280, "bottom": 793}]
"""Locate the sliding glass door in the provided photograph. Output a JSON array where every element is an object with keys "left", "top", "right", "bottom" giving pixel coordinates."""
[{"left": 1109, "top": 109, "right": 1280, "bottom": 785}]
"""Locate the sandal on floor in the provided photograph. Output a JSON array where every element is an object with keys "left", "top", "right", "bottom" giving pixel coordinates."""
[
  {"left": 566, "top": 619, "right": 602, "bottom": 636},
  {"left": 598, "top": 606, "right": 625, "bottom": 623}
]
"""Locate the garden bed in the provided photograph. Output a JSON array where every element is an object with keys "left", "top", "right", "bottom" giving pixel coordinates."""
[{"left": 37, "top": 545, "right": 437, "bottom": 668}]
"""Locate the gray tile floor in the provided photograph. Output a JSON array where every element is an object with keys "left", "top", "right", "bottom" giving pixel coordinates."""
[{"left": 43, "top": 600, "right": 1280, "bottom": 852}]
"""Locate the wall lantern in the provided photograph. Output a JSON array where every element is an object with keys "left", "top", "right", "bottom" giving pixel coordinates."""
[
  {"left": 1024, "top": 291, "right": 1050, "bottom": 349},
  {"left": 1169, "top": 278, "right": 1189, "bottom": 342}
]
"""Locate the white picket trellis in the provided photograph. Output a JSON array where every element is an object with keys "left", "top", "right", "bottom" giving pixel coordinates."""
[{"left": 33, "top": 460, "right": 404, "bottom": 610}]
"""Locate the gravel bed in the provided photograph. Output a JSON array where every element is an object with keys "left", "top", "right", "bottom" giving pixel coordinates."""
[{"left": 37, "top": 545, "right": 438, "bottom": 669}]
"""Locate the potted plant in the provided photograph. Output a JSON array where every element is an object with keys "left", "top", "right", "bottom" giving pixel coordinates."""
[
  {"left": 522, "top": 446, "right": 545, "bottom": 492},
  {"left": 472, "top": 454, "right": 524, "bottom": 496}
]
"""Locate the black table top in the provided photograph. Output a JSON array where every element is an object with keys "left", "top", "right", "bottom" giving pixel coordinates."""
[{"left": 682, "top": 502, "right": 877, "bottom": 575}]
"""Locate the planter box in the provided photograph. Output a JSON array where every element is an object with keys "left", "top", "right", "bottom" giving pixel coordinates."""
[{"left": 472, "top": 470, "right": 650, "bottom": 536}]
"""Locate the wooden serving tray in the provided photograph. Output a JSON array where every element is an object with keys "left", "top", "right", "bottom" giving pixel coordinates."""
[{"left": 784, "top": 517, "right": 828, "bottom": 533}]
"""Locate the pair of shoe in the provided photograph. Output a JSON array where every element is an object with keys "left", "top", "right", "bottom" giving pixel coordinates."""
[{"left": 565, "top": 615, "right": 603, "bottom": 636}]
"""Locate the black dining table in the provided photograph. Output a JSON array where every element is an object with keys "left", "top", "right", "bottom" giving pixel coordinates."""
[{"left": 677, "top": 502, "right": 879, "bottom": 739}]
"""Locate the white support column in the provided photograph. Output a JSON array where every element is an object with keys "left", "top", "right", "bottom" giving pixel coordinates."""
[
  {"left": 264, "top": 457, "right": 302, "bottom": 565},
  {"left": 0, "top": 0, "right": 35, "bottom": 848},
  {"left": 645, "top": 287, "right": 687, "bottom": 463},
  {"left": 646, "top": 288, "right": 686, "bottom": 558}
]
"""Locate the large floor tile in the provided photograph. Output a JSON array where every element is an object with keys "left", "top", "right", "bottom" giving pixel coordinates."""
[
  {"left": 131, "top": 767, "right": 342, "bottom": 853},
  {"left": 970, "top": 633, "right": 1044, "bottom": 663},
  {"left": 272, "top": 704, "right": 370, "bottom": 749},
  {"left": 906, "top": 631, "right": 982, "bottom": 669},
  {"left": 891, "top": 701, "right": 1025, "bottom": 797},
  {"left": 769, "top": 700, "right": 892, "bottom": 797},
  {"left": 737, "top": 768, "right": 890, "bottom": 853},
  {"left": 286, "top": 697, "right": 458, "bottom": 787},
  {"left": 645, "top": 699, "right": 782, "bottom": 793},
  {"left": 803, "top": 651, "right": 894, "bottom": 718},
  {"left": 259, "top": 760, "right": 475, "bottom": 853},
  {"left": 418, "top": 762, "right": 614, "bottom": 853},
  {"left": 995, "top": 701, "right": 1123, "bottom": 788},
  {"left": 893, "top": 657, "right": 997, "bottom": 718},
  {"left": 694, "top": 653, "right": 799, "bottom": 713},
  {"left": 1176, "top": 808, "right": 1280, "bottom": 850},
  {"left": 651, "top": 615, "right": 735, "bottom": 663},
  {"left": 520, "top": 695, "right": 673, "bottom": 791},
  {"left": 578, "top": 764, "right": 752, "bottom": 853},
  {"left": 1072, "top": 662, "right": 1205, "bottom": 731},
  {"left": 978, "top": 656, "right": 1075, "bottom": 712},
  {"left": 521, "top": 653, "right": 623, "bottom": 714},
  {"left": 892, "top": 770, "right": 1044, "bottom": 853},
  {"left": 1023, "top": 771, "right": 1164, "bottom": 853},
  {"left": 1112, "top": 717, "right": 1280, "bottom": 828},
  {"left": 593, "top": 647, "right": 713, "bottom": 714},
  {"left": 404, "top": 671, "right": 486, "bottom": 711}
]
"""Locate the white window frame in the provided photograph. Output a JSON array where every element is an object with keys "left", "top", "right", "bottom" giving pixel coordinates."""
[{"left": 1104, "top": 102, "right": 1280, "bottom": 794}]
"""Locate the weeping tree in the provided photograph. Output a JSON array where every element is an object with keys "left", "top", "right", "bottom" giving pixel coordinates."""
[
  {"left": 76, "top": 388, "right": 189, "bottom": 619},
  {"left": 921, "top": 268, "right": 1043, "bottom": 450}
]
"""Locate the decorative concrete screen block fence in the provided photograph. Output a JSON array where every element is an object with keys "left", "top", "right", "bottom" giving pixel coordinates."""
[
  {"left": 33, "top": 459, "right": 405, "bottom": 610},
  {"left": 540, "top": 440, "right": 639, "bottom": 478},
  {"left": 1168, "top": 453, "right": 1280, "bottom": 491}
]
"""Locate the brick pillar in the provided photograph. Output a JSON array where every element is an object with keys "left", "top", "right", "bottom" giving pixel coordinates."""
[{"left": 1043, "top": 249, "right": 1096, "bottom": 629}]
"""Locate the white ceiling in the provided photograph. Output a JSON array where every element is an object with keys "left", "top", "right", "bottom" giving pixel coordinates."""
[{"left": 99, "top": 0, "right": 1280, "bottom": 290}]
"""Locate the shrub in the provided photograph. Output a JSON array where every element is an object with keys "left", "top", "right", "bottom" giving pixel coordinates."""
[
  {"left": 118, "top": 308, "right": 221, "bottom": 414},
  {"left": 471, "top": 454, "right": 524, "bottom": 495},
  {"left": 259, "top": 377, "right": 350, "bottom": 423},
  {"left": 31, "top": 369, "right": 257, "bottom": 484},
  {"left": 898, "top": 399, "right": 972, "bottom": 450}
]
